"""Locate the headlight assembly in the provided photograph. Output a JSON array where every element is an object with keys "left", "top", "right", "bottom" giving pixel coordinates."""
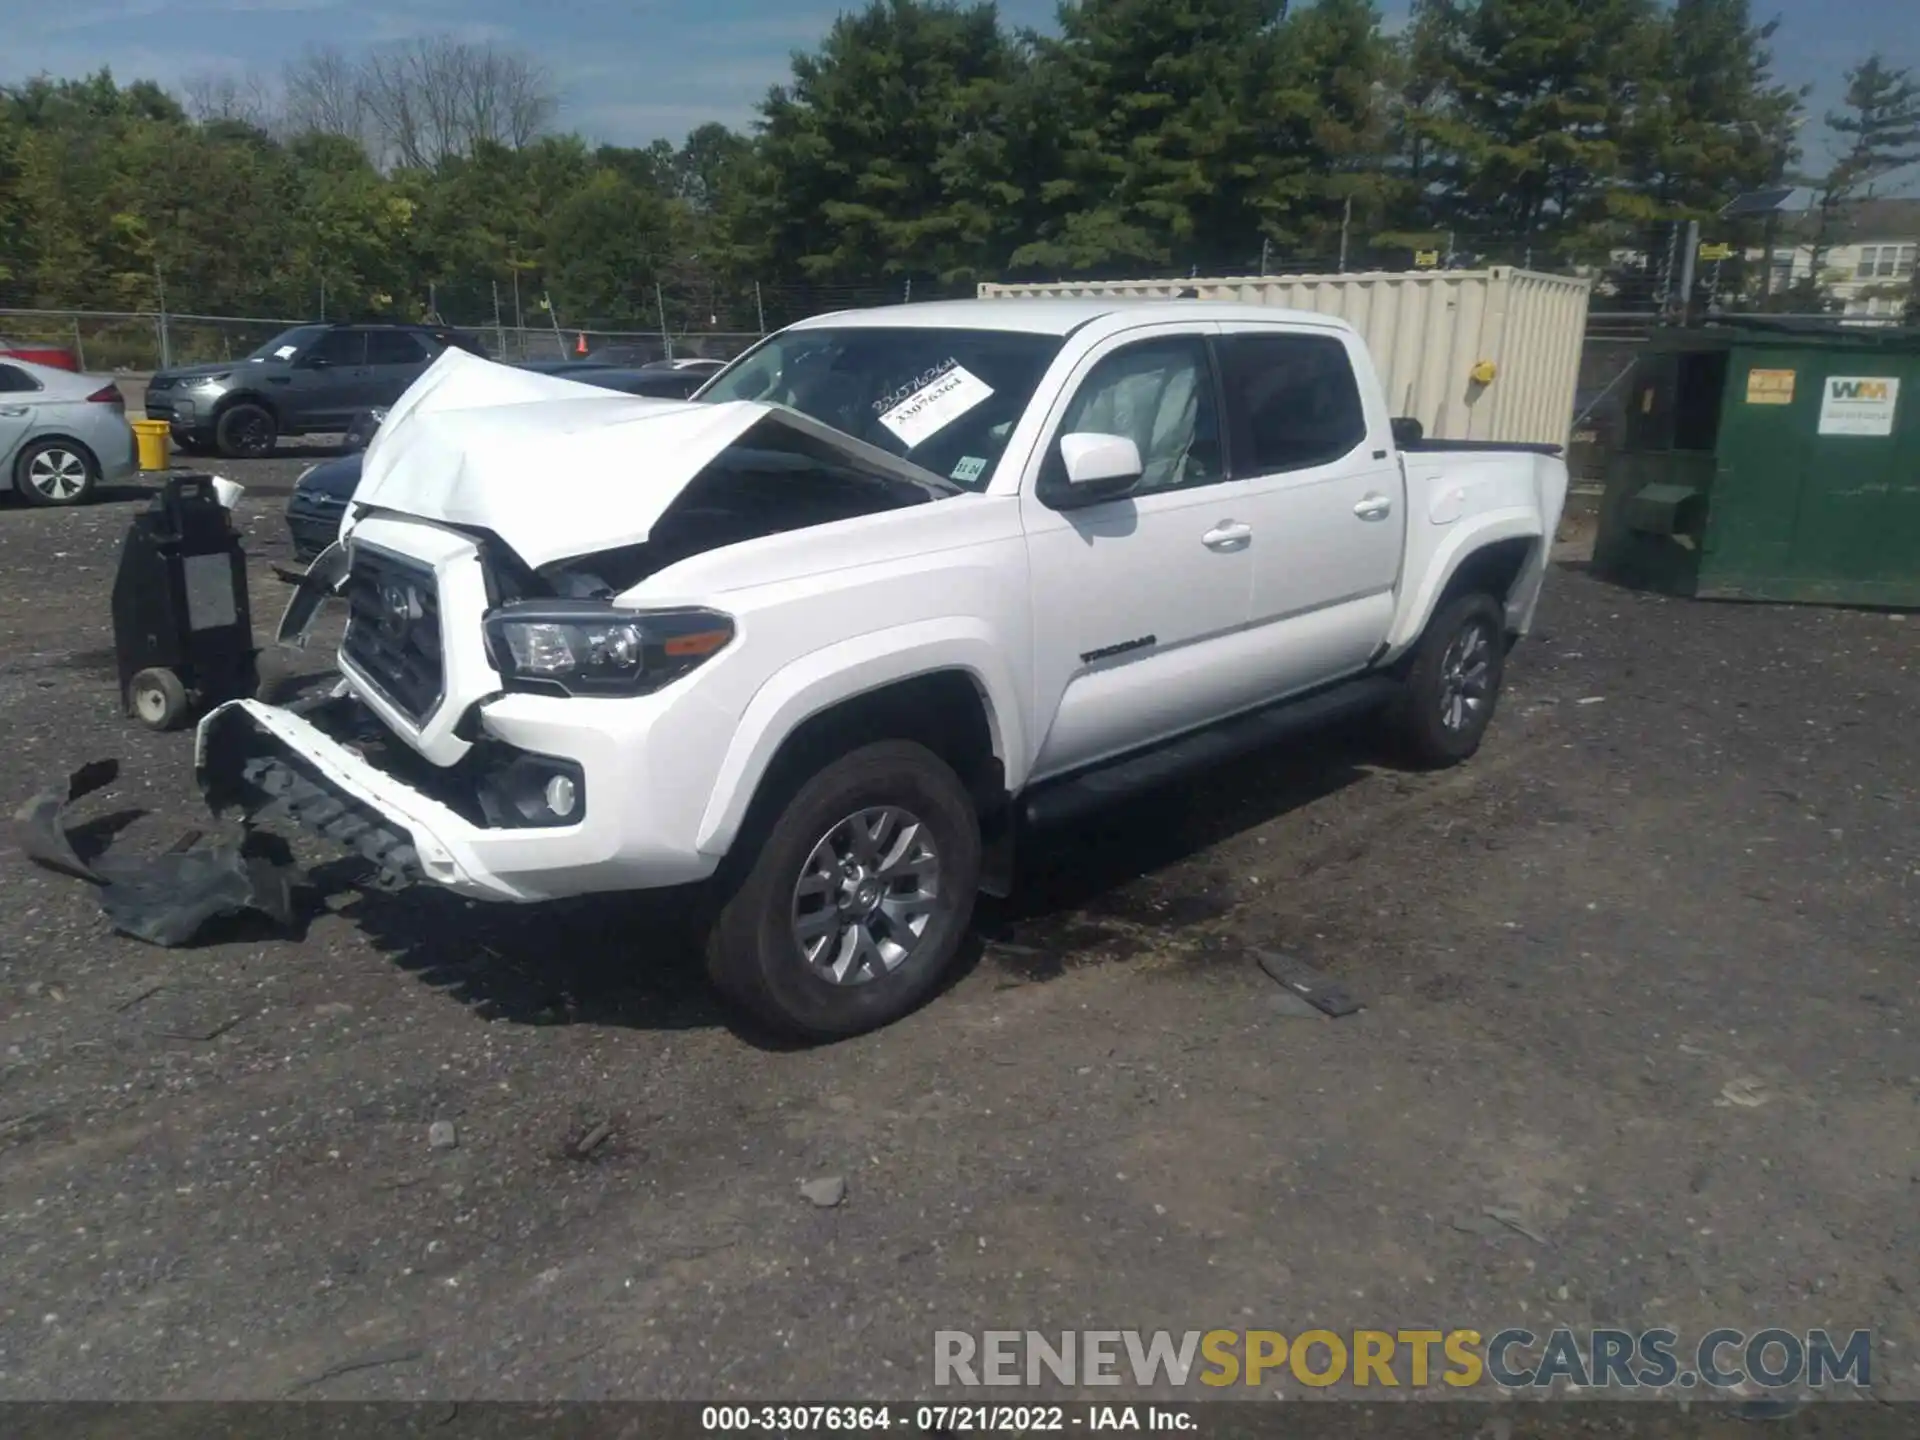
[{"left": 482, "top": 601, "right": 734, "bottom": 697}]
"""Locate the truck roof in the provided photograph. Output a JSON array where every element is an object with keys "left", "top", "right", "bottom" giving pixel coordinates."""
[{"left": 785, "top": 297, "right": 1354, "bottom": 338}]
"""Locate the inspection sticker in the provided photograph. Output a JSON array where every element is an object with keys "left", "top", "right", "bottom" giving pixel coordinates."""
[
  {"left": 951, "top": 455, "right": 988, "bottom": 484},
  {"left": 877, "top": 363, "right": 994, "bottom": 450},
  {"left": 1818, "top": 376, "right": 1900, "bottom": 437}
]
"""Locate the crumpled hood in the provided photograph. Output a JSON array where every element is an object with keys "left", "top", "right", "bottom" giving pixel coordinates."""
[{"left": 347, "top": 347, "right": 771, "bottom": 569}]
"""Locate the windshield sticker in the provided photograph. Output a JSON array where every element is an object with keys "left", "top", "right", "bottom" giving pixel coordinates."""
[
  {"left": 951, "top": 455, "right": 988, "bottom": 484},
  {"left": 273, "top": 345, "right": 298, "bottom": 359},
  {"left": 876, "top": 362, "right": 995, "bottom": 450}
]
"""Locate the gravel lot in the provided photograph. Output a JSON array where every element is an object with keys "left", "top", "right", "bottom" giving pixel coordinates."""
[{"left": 0, "top": 462, "right": 1915, "bottom": 1402}]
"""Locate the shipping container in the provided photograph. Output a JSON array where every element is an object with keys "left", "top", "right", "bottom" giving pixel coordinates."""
[{"left": 977, "top": 268, "right": 1593, "bottom": 448}]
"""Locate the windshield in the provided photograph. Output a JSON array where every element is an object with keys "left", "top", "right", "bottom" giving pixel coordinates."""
[
  {"left": 698, "top": 327, "right": 1064, "bottom": 490},
  {"left": 246, "top": 326, "right": 328, "bottom": 363}
]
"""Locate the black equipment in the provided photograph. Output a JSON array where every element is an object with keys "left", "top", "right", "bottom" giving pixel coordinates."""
[{"left": 110, "top": 474, "right": 259, "bottom": 731}]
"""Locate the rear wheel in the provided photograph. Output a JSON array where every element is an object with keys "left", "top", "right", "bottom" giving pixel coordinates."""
[
  {"left": 704, "top": 740, "right": 981, "bottom": 1040},
  {"left": 15, "top": 439, "right": 98, "bottom": 506},
  {"left": 215, "top": 403, "right": 276, "bottom": 459},
  {"left": 1384, "top": 592, "right": 1507, "bottom": 768}
]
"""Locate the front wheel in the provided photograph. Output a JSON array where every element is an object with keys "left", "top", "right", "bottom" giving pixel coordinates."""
[
  {"left": 215, "top": 403, "right": 277, "bottom": 459},
  {"left": 1384, "top": 592, "right": 1507, "bottom": 769},
  {"left": 704, "top": 740, "right": 982, "bottom": 1040}
]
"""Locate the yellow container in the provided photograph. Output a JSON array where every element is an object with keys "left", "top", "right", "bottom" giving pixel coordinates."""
[{"left": 132, "top": 418, "right": 172, "bottom": 472}]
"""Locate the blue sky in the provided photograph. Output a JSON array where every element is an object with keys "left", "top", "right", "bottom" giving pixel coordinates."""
[{"left": 6, "top": 0, "right": 1917, "bottom": 172}]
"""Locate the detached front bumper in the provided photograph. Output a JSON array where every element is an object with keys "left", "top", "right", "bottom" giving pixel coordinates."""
[{"left": 196, "top": 694, "right": 723, "bottom": 903}]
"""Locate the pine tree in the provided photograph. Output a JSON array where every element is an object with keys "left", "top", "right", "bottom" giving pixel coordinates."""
[{"left": 1826, "top": 56, "right": 1920, "bottom": 201}]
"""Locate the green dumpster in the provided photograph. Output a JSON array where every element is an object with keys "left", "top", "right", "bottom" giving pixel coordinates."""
[{"left": 1594, "top": 320, "right": 1920, "bottom": 607}]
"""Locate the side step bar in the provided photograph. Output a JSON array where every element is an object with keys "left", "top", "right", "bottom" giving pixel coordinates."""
[{"left": 1021, "top": 675, "right": 1399, "bottom": 831}]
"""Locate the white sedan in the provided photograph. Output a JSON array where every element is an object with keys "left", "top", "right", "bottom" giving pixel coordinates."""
[{"left": 0, "top": 356, "right": 139, "bottom": 506}]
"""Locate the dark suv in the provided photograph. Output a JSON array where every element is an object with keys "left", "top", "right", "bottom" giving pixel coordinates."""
[{"left": 144, "top": 322, "right": 487, "bottom": 459}]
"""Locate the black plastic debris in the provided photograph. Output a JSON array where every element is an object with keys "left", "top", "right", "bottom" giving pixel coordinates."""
[
  {"left": 1253, "top": 949, "right": 1365, "bottom": 1017},
  {"left": 14, "top": 760, "right": 300, "bottom": 947}
]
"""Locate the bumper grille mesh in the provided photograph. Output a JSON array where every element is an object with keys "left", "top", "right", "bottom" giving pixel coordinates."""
[{"left": 341, "top": 546, "right": 444, "bottom": 724}]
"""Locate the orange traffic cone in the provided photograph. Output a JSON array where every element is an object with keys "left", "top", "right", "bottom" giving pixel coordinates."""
[{"left": 575, "top": 332, "right": 589, "bottom": 355}]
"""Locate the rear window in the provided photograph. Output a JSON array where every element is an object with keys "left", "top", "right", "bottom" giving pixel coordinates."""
[
  {"left": 1217, "top": 332, "right": 1368, "bottom": 474},
  {"left": 0, "top": 363, "right": 41, "bottom": 393}
]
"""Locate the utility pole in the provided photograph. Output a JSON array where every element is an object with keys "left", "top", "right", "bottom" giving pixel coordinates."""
[
  {"left": 1259, "top": 237, "right": 1271, "bottom": 276},
  {"left": 492, "top": 280, "right": 505, "bottom": 356},
  {"left": 319, "top": 275, "right": 327, "bottom": 321},
  {"left": 1445, "top": 231, "right": 1456, "bottom": 269},
  {"left": 543, "top": 292, "right": 564, "bottom": 356},
  {"left": 1338, "top": 196, "right": 1353, "bottom": 274},
  {"left": 754, "top": 280, "right": 766, "bottom": 335},
  {"left": 1675, "top": 219, "right": 1700, "bottom": 324},
  {"left": 153, "top": 261, "right": 171, "bottom": 370},
  {"left": 655, "top": 281, "right": 673, "bottom": 361},
  {"left": 904, "top": 277, "right": 913, "bottom": 304}
]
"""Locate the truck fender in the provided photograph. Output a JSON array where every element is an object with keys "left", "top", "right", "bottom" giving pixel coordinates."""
[
  {"left": 1384, "top": 508, "right": 1545, "bottom": 656},
  {"left": 694, "top": 618, "right": 1027, "bottom": 859}
]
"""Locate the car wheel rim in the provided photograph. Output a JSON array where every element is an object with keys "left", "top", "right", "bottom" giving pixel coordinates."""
[
  {"left": 1439, "top": 619, "right": 1494, "bottom": 732},
  {"left": 27, "top": 449, "right": 88, "bottom": 500},
  {"left": 136, "top": 685, "right": 170, "bottom": 724},
  {"left": 791, "top": 805, "right": 942, "bottom": 986},
  {"left": 236, "top": 415, "right": 271, "bottom": 452}
]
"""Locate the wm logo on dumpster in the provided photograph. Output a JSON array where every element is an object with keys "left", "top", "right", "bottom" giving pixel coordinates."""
[{"left": 1829, "top": 379, "right": 1891, "bottom": 401}]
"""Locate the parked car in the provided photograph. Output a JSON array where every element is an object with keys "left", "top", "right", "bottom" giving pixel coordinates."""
[
  {"left": 211, "top": 299, "right": 1568, "bottom": 1040},
  {"left": 0, "top": 356, "right": 136, "bottom": 506},
  {"left": 143, "top": 322, "right": 489, "bottom": 460},
  {"left": 286, "top": 363, "right": 718, "bottom": 559},
  {"left": 0, "top": 335, "right": 80, "bottom": 372}
]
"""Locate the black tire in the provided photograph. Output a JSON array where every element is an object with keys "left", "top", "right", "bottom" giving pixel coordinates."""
[
  {"left": 14, "top": 438, "right": 99, "bottom": 506},
  {"left": 215, "top": 402, "right": 276, "bottom": 459},
  {"left": 129, "top": 667, "right": 192, "bottom": 731},
  {"left": 704, "top": 740, "right": 982, "bottom": 1041},
  {"left": 1384, "top": 591, "right": 1507, "bottom": 769}
]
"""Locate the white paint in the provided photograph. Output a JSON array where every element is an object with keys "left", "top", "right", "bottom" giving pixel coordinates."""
[
  {"left": 227, "top": 299, "right": 1566, "bottom": 916},
  {"left": 875, "top": 362, "right": 994, "bottom": 449},
  {"left": 1818, "top": 376, "right": 1900, "bottom": 437}
]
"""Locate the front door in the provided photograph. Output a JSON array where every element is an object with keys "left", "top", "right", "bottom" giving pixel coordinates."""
[
  {"left": 1020, "top": 326, "right": 1263, "bottom": 781},
  {"left": 1216, "top": 325, "right": 1407, "bottom": 694}
]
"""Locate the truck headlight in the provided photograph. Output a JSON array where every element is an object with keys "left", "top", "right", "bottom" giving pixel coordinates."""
[{"left": 483, "top": 601, "right": 734, "bottom": 697}]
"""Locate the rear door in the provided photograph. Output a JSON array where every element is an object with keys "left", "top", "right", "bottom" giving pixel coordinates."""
[
  {"left": 364, "top": 329, "right": 436, "bottom": 406},
  {"left": 1215, "top": 325, "right": 1406, "bottom": 693},
  {"left": 283, "top": 329, "right": 370, "bottom": 430}
]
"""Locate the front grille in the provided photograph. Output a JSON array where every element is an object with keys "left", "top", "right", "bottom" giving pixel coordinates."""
[{"left": 341, "top": 545, "right": 445, "bottom": 724}]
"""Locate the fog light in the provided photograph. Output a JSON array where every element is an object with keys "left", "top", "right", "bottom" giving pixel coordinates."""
[{"left": 544, "top": 773, "right": 578, "bottom": 819}]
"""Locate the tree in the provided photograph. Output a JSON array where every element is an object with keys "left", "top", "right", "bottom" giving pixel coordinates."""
[
  {"left": 1825, "top": 55, "right": 1920, "bottom": 201},
  {"left": 358, "top": 37, "right": 558, "bottom": 169},
  {"left": 1407, "top": 0, "right": 1655, "bottom": 262},
  {"left": 543, "top": 172, "right": 684, "bottom": 322},
  {"left": 1015, "top": 0, "right": 1288, "bottom": 273},
  {"left": 748, "top": 0, "right": 1028, "bottom": 283},
  {"left": 281, "top": 46, "right": 372, "bottom": 147},
  {"left": 1623, "top": 0, "right": 1803, "bottom": 219}
]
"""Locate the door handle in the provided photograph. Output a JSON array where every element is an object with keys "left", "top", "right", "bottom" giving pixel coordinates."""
[
  {"left": 1354, "top": 494, "right": 1393, "bottom": 521},
  {"left": 1202, "top": 521, "right": 1252, "bottom": 551},
  {"left": 0, "top": 406, "right": 28, "bottom": 417}
]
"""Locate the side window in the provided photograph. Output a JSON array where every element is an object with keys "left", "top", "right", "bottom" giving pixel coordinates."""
[
  {"left": 1218, "top": 332, "right": 1368, "bottom": 475},
  {"left": 0, "top": 364, "right": 41, "bottom": 394},
  {"left": 368, "top": 331, "right": 430, "bottom": 365},
  {"left": 1043, "top": 336, "right": 1224, "bottom": 500},
  {"left": 307, "top": 330, "right": 367, "bottom": 366}
]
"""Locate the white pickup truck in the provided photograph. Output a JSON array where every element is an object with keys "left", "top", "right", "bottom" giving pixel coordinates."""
[{"left": 200, "top": 299, "right": 1568, "bottom": 1038}]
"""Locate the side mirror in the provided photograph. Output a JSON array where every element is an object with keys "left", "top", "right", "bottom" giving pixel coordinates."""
[
  {"left": 1391, "top": 416, "right": 1424, "bottom": 448},
  {"left": 1052, "top": 432, "right": 1143, "bottom": 508}
]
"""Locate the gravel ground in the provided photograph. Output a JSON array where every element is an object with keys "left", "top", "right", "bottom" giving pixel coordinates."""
[{"left": 0, "top": 466, "right": 1915, "bottom": 1402}]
